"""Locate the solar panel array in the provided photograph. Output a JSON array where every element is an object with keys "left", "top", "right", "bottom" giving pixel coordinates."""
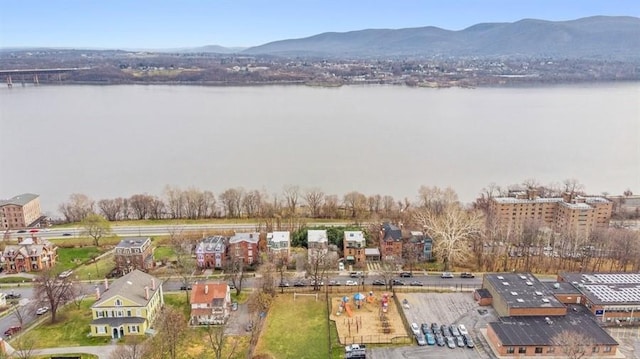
[{"left": 585, "top": 284, "right": 640, "bottom": 303}]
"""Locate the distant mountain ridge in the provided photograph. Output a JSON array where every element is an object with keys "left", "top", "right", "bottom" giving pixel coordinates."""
[{"left": 242, "top": 16, "right": 640, "bottom": 59}]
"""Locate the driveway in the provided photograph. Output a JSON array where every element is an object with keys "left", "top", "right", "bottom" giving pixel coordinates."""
[
  {"left": 15, "top": 345, "right": 117, "bottom": 359},
  {"left": 225, "top": 301, "right": 251, "bottom": 335}
]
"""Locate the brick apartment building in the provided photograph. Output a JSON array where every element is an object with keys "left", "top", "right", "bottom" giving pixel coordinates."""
[
  {"left": 343, "top": 231, "right": 365, "bottom": 268},
  {"left": 196, "top": 236, "right": 227, "bottom": 269},
  {"left": 379, "top": 223, "right": 403, "bottom": 262},
  {"left": 228, "top": 232, "right": 260, "bottom": 266},
  {"left": 489, "top": 189, "right": 612, "bottom": 238},
  {"left": 114, "top": 237, "right": 154, "bottom": 274},
  {"left": 1, "top": 193, "right": 42, "bottom": 230},
  {"left": 2, "top": 236, "right": 57, "bottom": 273}
]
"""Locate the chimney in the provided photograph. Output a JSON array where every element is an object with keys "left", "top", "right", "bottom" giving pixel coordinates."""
[
  {"left": 95, "top": 286, "right": 100, "bottom": 300},
  {"left": 144, "top": 286, "right": 150, "bottom": 300},
  {"left": 151, "top": 278, "right": 156, "bottom": 290},
  {"left": 205, "top": 285, "right": 208, "bottom": 294},
  {"left": 104, "top": 278, "right": 109, "bottom": 290}
]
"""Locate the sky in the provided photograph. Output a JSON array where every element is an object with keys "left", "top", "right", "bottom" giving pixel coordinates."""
[{"left": 0, "top": 0, "right": 638, "bottom": 49}]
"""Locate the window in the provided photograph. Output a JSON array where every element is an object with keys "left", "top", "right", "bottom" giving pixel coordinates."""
[
  {"left": 129, "top": 325, "right": 139, "bottom": 333},
  {"left": 97, "top": 326, "right": 106, "bottom": 334},
  {"left": 547, "top": 347, "right": 555, "bottom": 353},
  {"left": 535, "top": 347, "right": 543, "bottom": 354},
  {"left": 604, "top": 346, "right": 612, "bottom": 353},
  {"left": 518, "top": 347, "right": 526, "bottom": 354},
  {"left": 115, "top": 299, "right": 122, "bottom": 306},
  {"left": 592, "top": 346, "right": 599, "bottom": 353},
  {"left": 506, "top": 347, "right": 515, "bottom": 354}
]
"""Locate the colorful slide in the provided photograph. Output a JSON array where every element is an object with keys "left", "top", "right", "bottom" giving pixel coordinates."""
[
  {"left": 344, "top": 303, "right": 354, "bottom": 317},
  {"left": 367, "top": 295, "right": 375, "bottom": 304}
]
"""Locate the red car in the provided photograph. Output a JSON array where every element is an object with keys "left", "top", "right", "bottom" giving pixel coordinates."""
[
  {"left": 4, "top": 326, "right": 21, "bottom": 337},
  {"left": 29, "top": 229, "right": 39, "bottom": 233}
]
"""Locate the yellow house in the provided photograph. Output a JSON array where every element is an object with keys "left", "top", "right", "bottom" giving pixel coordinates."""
[{"left": 90, "top": 269, "right": 163, "bottom": 339}]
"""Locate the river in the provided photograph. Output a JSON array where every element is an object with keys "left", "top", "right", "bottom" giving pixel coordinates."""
[{"left": 0, "top": 83, "right": 638, "bottom": 216}]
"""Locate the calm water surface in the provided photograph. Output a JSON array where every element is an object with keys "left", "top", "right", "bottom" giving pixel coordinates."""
[{"left": 1, "top": 83, "right": 638, "bottom": 215}]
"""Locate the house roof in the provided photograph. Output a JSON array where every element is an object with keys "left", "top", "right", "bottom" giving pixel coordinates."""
[
  {"left": 559, "top": 272, "right": 640, "bottom": 306},
  {"left": 268, "top": 231, "right": 290, "bottom": 243},
  {"left": 229, "top": 232, "right": 259, "bottom": 244},
  {"left": 196, "top": 236, "right": 226, "bottom": 254},
  {"left": 116, "top": 237, "right": 150, "bottom": 249},
  {"left": 344, "top": 231, "right": 365, "bottom": 242},
  {"left": 364, "top": 248, "right": 380, "bottom": 256},
  {"left": 3, "top": 238, "right": 54, "bottom": 258},
  {"left": 475, "top": 288, "right": 493, "bottom": 299},
  {"left": 91, "top": 317, "right": 147, "bottom": 326},
  {"left": 382, "top": 223, "right": 402, "bottom": 241},
  {"left": 307, "top": 230, "right": 328, "bottom": 243},
  {"left": 489, "top": 305, "right": 618, "bottom": 346},
  {"left": 93, "top": 270, "right": 161, "bottom": 307},
  {"left": 484, "top": 273, "right": 565, "bottom": 311},
  {"left": 190, "top": 283, "right": 228, "bottom": 304},
  {"left": 0, "top": 193, "right": 39, "bottom": 207}
]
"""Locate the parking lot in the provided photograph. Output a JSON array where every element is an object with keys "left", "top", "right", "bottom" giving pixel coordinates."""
[{"left": 369, "top": 292, "right": 498, "bottom": 359}]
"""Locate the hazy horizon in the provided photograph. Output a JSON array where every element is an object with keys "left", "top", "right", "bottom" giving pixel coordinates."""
[{"left": 1, "top": 1, "right": 638, "bottom": 49}]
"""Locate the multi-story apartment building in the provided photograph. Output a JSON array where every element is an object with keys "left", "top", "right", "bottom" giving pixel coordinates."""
[
  {"left": 343, "top": 231, "right": 366, "bottom": 268},
  {"left": 228, "top": 232, "right": 260, "bottom": 266},
  {"left": 0, "top": 193, "right": 42, "bottom": 230},
  {"left": 2, "top": 237, "right": 57, "bottom": 273},
  {"left": 90, "top": 270, "right": 163, "bottom": 339},
  {"left": 489, "top": 189, "right": 612, "bottom": 238},
  {"left": 379, "top": 223, "right": 403, "bottom": 262},
  {"left": 195, "top": 236, "right": 227, "bottom": 269},
  {"left": 114, "top": 237, "right": 154, "bottom": 274},
  {"left": 267, "top": 231, "right": 290, "bottom": 257},
  {"left": 307, "top": 229, "right": 329, "bottom": 263}
]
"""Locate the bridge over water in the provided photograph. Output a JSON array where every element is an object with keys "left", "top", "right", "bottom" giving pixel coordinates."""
[{"left": 0, "top": 67, "right": 89, "bottom": 87}]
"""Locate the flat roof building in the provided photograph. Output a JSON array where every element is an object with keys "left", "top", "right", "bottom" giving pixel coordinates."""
[
  {"left": 483, "top": 273, "right": 567, "bottom": 317},
  {"left": 0, "top": 193, "right": 42, "bottom": 230}
]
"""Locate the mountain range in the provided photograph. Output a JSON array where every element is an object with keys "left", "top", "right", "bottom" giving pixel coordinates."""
[{"left": 240, "top": 16, "right": 640, "bottom": 59}]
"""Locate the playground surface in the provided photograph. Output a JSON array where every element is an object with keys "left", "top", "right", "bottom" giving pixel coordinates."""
[{"left": 330, "top": 291, "right": 407, "bottom": 344}]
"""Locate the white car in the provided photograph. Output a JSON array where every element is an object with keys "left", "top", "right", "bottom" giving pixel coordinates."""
[
  {"left": 36, "top": 307, "right": 49, "bottom": 315},
  {"left": 345, "top": 280, "right": 358, "bottom": 286},
  {"left": 410, "top": 322, "right": 421, "bottom": 336},
  {"left": 458, "top": 324, "right": 468, "bottom": 335}
]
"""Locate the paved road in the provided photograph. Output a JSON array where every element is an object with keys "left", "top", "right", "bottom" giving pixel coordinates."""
[{"left": 28, "top": 345, "right": 117, "bottom": 359}]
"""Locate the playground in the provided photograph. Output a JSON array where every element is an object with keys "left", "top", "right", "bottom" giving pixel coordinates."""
[{"left": 329, "top": 291, "right": 408, "bottom": 345}]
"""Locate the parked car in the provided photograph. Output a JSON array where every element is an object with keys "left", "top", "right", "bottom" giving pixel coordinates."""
[
  {"left": 231, "top": 301, "right": 238, "bottom": 311},
  {"left": 278, "top": 281, "right": 290, "bottom": 287},
  {"left": 371, "top": 279, "right": 385, "bottom": 286},
  {"left": 293, "top": 281, "right": 306, "bottom": 287},
  {"left": 431, "top": 322, "right": 439, "bottom": 334},
  {"left": 228, "top": 281, "right": 236, "bottom": 289},
  {"left": 416, "top": 334, "right": 427, "bottom": 346},
  {"left": 62, "top": 232, "right": 72, "bottom": 236},
  {"left": 245, "top": 322, "right": 254, "bottom": 332},
  {"left": 449, "top": 325, "right": 461, "bottom": 337},
  {"left": 29, "top": 229, "right": 39, "bottom": 233},
  {"left": 425, "top": 332, "right": 436, "bottom": 345},
  {"left": 441, "top": 272, "right": 454, "bottom": 278},
  {"left": 409, "top": 281, "right": 423, "bottom": 286},
  {"left": 410, "top": 323, "right": 421, "bottom": 336},
  {"left": 16, "top": 230, "right": 26, "bottom": 234},
  {"left": 4, "top": 326, "right": 21, "bottom": 337},
  {"left": 463, "top": 334, "right": 475, "bottom": 348},
  {"left": 6, "top": 293, "right": 21, "bottom": 300},
  {"left": 391, "top": 279, "right": 405, "bottom": 286},
  {"left": 58, "top": 270, "right": 73, "bottom": 278},
  {"left": 328, "top": 280, "right": 341, "bottom": 286},
  {"left": 349, "top": 271, "right": 363, "bottom": 278},
  {"left": 460, "top": 272, "right": 475, "bottom": 278},
  {"left": 180, "top": 283, "right": 192, "bottom": 290},
  {"left": 445, "top": 336, "right": 456, "bottom": 349},
  {"left": 345, "top": 280, "right": 358, "bottom": 286},
  {"left": 458, "top": 324, "right": 469, "bottom": 335},
  {"left": 399, "top": 271, "right": 413, "bottom": 278},
  {"left": 456, "top": 335, "right": 465, "bottom": 347},
  {"left": 36, "top": 306, "right": 49, "bottom": 315},
  {"left": 435, "top": 333, "right": 445, "bottom": 346},
  {"left": 440, "top": 324, "right": 448, "bottom": 336},
  {"left": 421, "top": 323, "right": 430, "bottom": 335}
]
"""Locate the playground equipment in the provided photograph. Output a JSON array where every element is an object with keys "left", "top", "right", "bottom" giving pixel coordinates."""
[{"left": 381, "top": 293, "right": 389, "bottom": 313}]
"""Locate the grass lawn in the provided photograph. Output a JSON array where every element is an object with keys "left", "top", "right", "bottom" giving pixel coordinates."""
[
  {"left": 0, "top": 276, "right": 33, "bottom": 284},
  {"left": 23, "top": 299, "right": 111, "bottom": 348},
  {"left": 164, "top": 292, "right": 190, "bottom": 318},
  {"left": 72, "top": 253, "right": 115, "bottom": 281},
  {"left": 153, "top": 245, "right": 176, "bottom": 261},
  {"left": 56, "top": 247, "right": 104, "bottom": 272},
  {"left": 50, "top": 236, "right": 122, "bottom": 248},
  {"left": 35, "top": 355, "right": 98, "bottom": 359},
  {"left": 53, "top": 218, "right": 352, "bottom": 228},
  {"left": 255, "top": 294, "right": 330, "bottom": 359}
]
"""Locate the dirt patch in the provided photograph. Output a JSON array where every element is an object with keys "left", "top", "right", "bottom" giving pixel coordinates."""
[{"left": 330, "top": 292, "right": 408, "bottom": 345}]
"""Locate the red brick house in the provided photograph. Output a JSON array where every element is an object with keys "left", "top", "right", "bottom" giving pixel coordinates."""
[
  {"left": 228, "top": 232, "right": 260, "bottom": 266},
  {"left": 1, "top": 236, "right": 57, "bottom": 273},
  {"left": 114, "top": 237, "right": 154, "bottom": 274}
]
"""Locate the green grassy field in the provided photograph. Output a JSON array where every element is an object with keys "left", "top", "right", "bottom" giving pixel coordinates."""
[
  {"left": 153, "top": 245, "right": 176, "bottom": 261},
  {"left": 35, "top": 355, "right": 98, "bottom": 359},
  {"left": 53, "top": 218, "right": 351, "bottom": 228},
  {"left": 72, "top": 253, "right": 115, "bottom": 281},
  {"left": 23, "top": 299, "right": 111, "bottom": 348},
  {"left": 255, "top": 295, "right": 330, "bottom": 359},
  {"left": 56, "top": 247, "right": 104, "bottom": 272}
]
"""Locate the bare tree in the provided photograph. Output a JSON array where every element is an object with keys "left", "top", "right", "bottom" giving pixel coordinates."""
[
  {"left": 58, "top": 193, "right": 95, "bottom": 222},
  {"left": 150, "top": 307, "right": 186, "bottom": 359},
  {"left": 33, "top": 267, "right": 76, "bottom": 323},
  {"left": 413, "top": 201, "right": 483, "bottom": 271},
  {"left": 282, "top": 185, "right": 301, "bottom": 216},
  {"left": 168, "top": 226, "right": 196, "bottom": 300},
  {"left": 11, "top": 332, "right": 37, "bottom": 359},
  {"left": 306, "top": 249, "right": 335, "bottom": 291},
  {"left": 417, "top": 186, "right": 458, "bottom": 214},
  {"left": 129, "top": 194, "right": 155, "bottom": 220},
  {"left": 98, "top": 198, "right": 124, "bottom": 221},
  {"left": 109, "top": 336, "right": 150, "bottom": 359},
  {"left": 242, "top": 189, "right": 263, "bottom": 218},
  {"left": 563, "top": 178, "right": 585, "bottom": 195},
  {"left": 204, "top": 323, "right": 240, "bottom": 359},
  {"left": 225, "top": 256, "right": 246, "bottom": 296},
  {"left": 305, "top": 188, "right": 325, "bottom": 218},
  {"left": 322, "top": 194, "right": 340, "bottom": 218},
  {"left": 343, "top": 191, "right": 368, "bottom": 220},
  {"left": 552, "top": 330, "right": 594, "bottom": 359},
  {"left": 219, "top": 188, "right": 244, "bottom": 218},
  {"left": 80, "top": 213, "right": 112, "bottom": 246},
  {"left": 164, "top": 185, "right": 185, "bottom": 219}
]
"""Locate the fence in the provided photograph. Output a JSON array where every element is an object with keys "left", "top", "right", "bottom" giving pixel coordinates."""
[{"left": 340, "top": 334, "right": 412, "bottom": 345}]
